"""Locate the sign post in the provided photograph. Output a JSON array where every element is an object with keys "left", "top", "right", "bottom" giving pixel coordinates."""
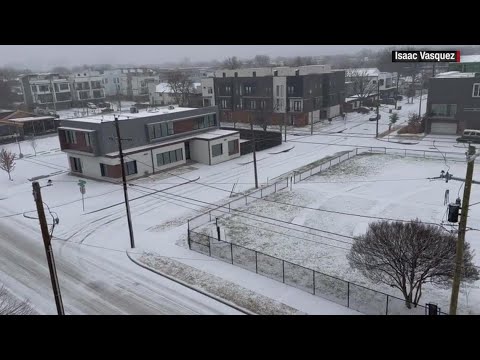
[{"left": 78, "top": 180, "right": 86, "bottom": 211}]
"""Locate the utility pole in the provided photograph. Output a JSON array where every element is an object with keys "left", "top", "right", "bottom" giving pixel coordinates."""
[
  {"left": 376, "top": 79, "right": 380, "bottom": 138},
  {"left": 418, "top": 83, "right": 423, "bottom": 118},
  {"left": 284, "top": 112, "right": 287, "bottom": 142},
  {"left": 32, "top": 181, "right": 64, "bottom": 315},
  {"left": 310, "top": 111, "right": 314, "bottom": 135},
  {"left": 113, "top": 116, "right": 136, "bottom": 249},
  {"left": 394, "top": 72, "right": 400, "bottom": 110},
  {"left": 449, "top": 145, "right": 476, "bottom": 315},
  {"left": 250, "top": 118, "right": 259, "bottom": 189}
]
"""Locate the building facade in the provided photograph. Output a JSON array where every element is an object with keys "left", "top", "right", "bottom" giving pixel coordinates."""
[
  {"left": 425, "top": 72, "right": 480, "bottom": 135},
  {"left": 201, "top": 65, "right": 345, "bottom": 127},
  {"left": 101, "top": 68, "right": 158, "bottom": 100},
  {"left": 20, "top": 73, "right": 73, "bottom": 111},
  {"left": 58, "top": 105, "right": 240, "bottom": 181},
  {"left": 70, "top": 71, "right": 106, "bottom": 106}
]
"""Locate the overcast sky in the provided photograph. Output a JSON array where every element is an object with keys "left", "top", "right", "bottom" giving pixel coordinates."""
[{"left": 0, "top": 45, "right": 397, "bottom": 70}]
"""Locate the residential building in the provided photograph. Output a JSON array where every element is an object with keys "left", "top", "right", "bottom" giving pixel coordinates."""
[
  {"left": 448, "top": 55, "right": 480, "bottom": 73},
  {"left": 101, "top": 68, "right": 158, "bottom": 100},
  {"left": 345, "top": 68, "right": 396, "bottom": 99},
  {"left": 58, "top": 105, "right": 240, "bottom": 181},
  {"left": 0, "top": 109, "right": 57, "bottom": 143},
  {"left": 70, "top": 70, "right": 106, "bottom": 106},
  {"left": 424, "top": 71, "right": 480, "bottom": 135},
  {"left": 148, "top": 82, "right": 202, "bottom": 107},
  {"left": 201, "top": 65, "right": 345, "bottom": 127},
  {"left": 20, "top": 73, "right": 73, "bottom": 111}
]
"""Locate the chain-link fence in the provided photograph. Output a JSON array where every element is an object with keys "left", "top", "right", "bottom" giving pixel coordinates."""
[{"left": 188, "top": 230, "right": 446, "bottom": 315}]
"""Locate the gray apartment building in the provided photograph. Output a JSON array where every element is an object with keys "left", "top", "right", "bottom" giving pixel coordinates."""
[
  {"left": 58, "top": 105, "right": 240, "bottom": 181},
  {"left": 425, "top": 71, "right": 480, "bottom": 135},
  {"left": 201, "top": 65, "right": 345, "bottom": 127}
]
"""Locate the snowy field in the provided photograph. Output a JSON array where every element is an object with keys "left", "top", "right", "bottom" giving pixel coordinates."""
[{"left": 193, "top": 153, "right": 480, "bottom": 314}]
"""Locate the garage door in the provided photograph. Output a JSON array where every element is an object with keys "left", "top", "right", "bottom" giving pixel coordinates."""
[{"left": 431, "top": 122, "right": 457, "bottom": 135}]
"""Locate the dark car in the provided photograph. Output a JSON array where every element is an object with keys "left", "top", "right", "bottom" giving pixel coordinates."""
[{"left": 369, "top": 114, "right": 381, "bottom": 121}]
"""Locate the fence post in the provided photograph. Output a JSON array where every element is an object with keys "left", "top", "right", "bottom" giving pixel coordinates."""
[
  {"left": 386, "top": 295, "right": 389, "bottom": 315},
  {"left": 313, "top": 271, "right": 316, "bottom": 295},
  {"left": 255, "top": 251, "right": 258, "bottom": 273},
  {"left": 347, "top": 282, "right": 350, "bottom": 308},
  {"left": 282, "top": 261, "right": 285, "bottom": 283},
  {"left": 208, "top": 236, "right": 212, "bottom": 257},
  {"left": 230, "top": 243, "right": 233, "bottom": 264},
  {"left": 187, "top": 221, "right": 191, "bottom": 250}
]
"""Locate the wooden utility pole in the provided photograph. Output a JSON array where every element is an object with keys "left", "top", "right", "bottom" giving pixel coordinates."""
[
  {"left": 284, "top": 112, "right": 287, "bottom": 142},
  {"left": 310, "top": 111, "right": 314, "bottom": 135},
  {"left": 418, "top": 83, "right": 423, "bottom": 118},
  {"left": 449, "top": 145, "right": 476, "bottom": 315},
  {"left": 114, "top": 116, "right": 136, "bottom": 249},
  {"left": 32, "top": 181, "right": 65, "bottom": 315},
  {"left": 376, "top": 79, "right": 380, "bottom": 138},
  {"left": 250, "top": 119, "right": 259, "bottom": 189}
]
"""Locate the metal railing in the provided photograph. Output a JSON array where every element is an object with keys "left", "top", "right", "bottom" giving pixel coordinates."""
[{"left": 188, "top": 230, "right": 446, "bottom": 315}]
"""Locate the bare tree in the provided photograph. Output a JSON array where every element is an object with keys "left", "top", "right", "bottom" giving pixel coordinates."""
[
  {"left": 253, "top": 55, "right": 271, "bottom": 67},
  {"left": 223, "top": 56, "right": 241, "bottom": 70},
  {"left": 345, "top": 69, "right": 377, "bottom": 106},
  {"left": 30, "top": 136, "right": 38, "bottom": 156},
  {"left": 0, "top": 148, "right": 16, "bottom": 181},
  {"left": 166, "top": 70, "right": 194, "bottom": 106},
  {"left": 0, "top": 285, "right": 35, "bottom": 315},
  {"left": 348, "top": 219, "right": 479, "bottom": 308}
]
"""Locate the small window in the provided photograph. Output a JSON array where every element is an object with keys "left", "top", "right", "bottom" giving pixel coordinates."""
[
  {"left": 176, "top": 148, "right": 183, "bottom": 161},
  {"left": 207, "top": 87, "right": 213, "bottom": 94},
  {"left": 250, "top": 100, "right": 256, "bottom": 110},
  {"left": 212, "top": 143, "right": 223, "bottom": 157},
  {"left": 274, "top": 70, "right": 278, "bottom": 76},
  {"left": 473, "top": 84, "right": 480, "bottom": 97},
  {"left": 85, "top": 133, "right": 91, "bottom": 147},
  {"left": 260, "top": 100, "right": 266, "bottom": 109},
  {"left": 295, "top": 69, "right": 299, "bottom": 76},
  {"left": 253, "top": 71, "right": 256, "bottom": 77},
  {"left": 124, "top": 160, "right": 137, "bottom": 176},
  {"left": 234, "top": 72, "right": 238, "bottom": 77},
  {"left": 293, "top": 101, "right": 302, "bottom": 111},
  {"left": 276, "top": 85, "right": 279, "bottom": 97},
  {"left": 223, "top": 72, "right": 226, "bottom": 78},
  {"left": 228, "top": 139, "right": 239, "bottom": 155},
  {"left": 163, "top": 151, "right": 170, "bottom": 164},
  {"left": 71, "top": 157, "right": 82, "bottom": 173},
  {"left": 100, "top": 163, "right": 107, "bottom": 177},
  {"left": 170, "top": 149, "right": 177, "bottom": 162}
]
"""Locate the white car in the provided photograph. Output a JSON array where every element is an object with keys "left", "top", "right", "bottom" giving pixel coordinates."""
[{"left": 86, "top": 102, "right": 97, "bottom": 109}]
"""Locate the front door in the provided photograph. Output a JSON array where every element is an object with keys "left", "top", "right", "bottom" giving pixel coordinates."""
[{"left": 185, "top": 141, "right": 191, "bottom": 160}]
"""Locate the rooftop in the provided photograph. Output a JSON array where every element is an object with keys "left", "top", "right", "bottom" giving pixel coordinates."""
[
  {"left": 193, "top": 129, "right": 239, "bottom": 140},
  {"left": 65, "top": 106, "right": 198, "bottom": 123},
  {"left": 459, "top": 55, "right": 480, "bottom": 63},
  {"left": 435, "top": 71, "right": 477, "bottom": 79},
  {"left": 4, "top": 116, "right": 55, "bottom": 123},
  {"left": 346, "top": 68, "right": 380, "bottom": 77}
]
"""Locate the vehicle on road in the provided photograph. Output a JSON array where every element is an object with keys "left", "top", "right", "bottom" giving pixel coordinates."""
[
  {"left": 369, "top": 114, "right": 381, "bottom": 121},
  {"left": 457, "top": 129, "right": 480, "bottom": 143}
]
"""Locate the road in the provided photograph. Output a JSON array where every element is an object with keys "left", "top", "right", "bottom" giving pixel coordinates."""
[{"left": 0, "top": 217, "right": 241, "bottom": 315}]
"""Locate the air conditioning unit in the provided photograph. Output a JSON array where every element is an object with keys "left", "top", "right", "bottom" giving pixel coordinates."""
[{"left": 130, "top": 106, "right": 138, "bottom": 113}]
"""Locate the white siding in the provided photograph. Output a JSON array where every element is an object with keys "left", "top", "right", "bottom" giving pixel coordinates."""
[
  {"left": 189, "top": 139, "right": 210, "bottom": 164},
  {"left": 209, "top": 134, "right": 240, "bottom": 165}
]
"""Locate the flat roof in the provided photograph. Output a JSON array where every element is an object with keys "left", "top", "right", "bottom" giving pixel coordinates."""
[
  {"left": 193, "top": 129, "right": 239, "bottom": 140},
  {"left": 67, "top": 106, "right": 198, "bottom": 123},
  {"left": 435, "top": 71, "right": 476, "bottom": 78},
  {"left": 5, "top": 116, "right": 55, "bottom": 123},
  {"left": 58, "top": 126, "right": 96, "bottom": 132}
]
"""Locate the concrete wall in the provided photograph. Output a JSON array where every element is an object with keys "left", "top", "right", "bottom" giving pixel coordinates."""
[
  {"left": 189, "top": 139, "right": 210, "bottom": 164},
  {"left": 209, "top": 134, "right": 240, "bottom": 165}
]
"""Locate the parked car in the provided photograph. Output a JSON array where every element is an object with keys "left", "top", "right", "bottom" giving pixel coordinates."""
[
  {"left": 457, "top": 129, "right": 480, "bottom": 143},
  {"left": 369, "top": 114, "right": 381, "bottom": 121},
  {"left": 86, "top": 102, "right": 97, "bottom": 109},
  {"left": 357, "top": 107, "right": 370, "bottom": 114},
  {"left": 395, "top": 95, "right": 403, "bottom": 101}
]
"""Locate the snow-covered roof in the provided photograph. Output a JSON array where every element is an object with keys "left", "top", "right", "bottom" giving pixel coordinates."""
[
  {"left": 435, "top": 71, "right": 476, "bottom": 79},
  {"left": 66, "top": 106, "right": 197, "bottom": 123},
  {"left": 346, "top": 68, "right": 380, "bottom": 77},
  {"left": 4, "top": 116, "right": 55, "bottom": 123},
  {"left": 58, "top": 126, "right": 96, "bottom": 132},
  {"left": 194, "top": 129, "right": 239, "bottom": 140},
  {"left": 459, "top": 55, "right": 480, "bottom": 63}
]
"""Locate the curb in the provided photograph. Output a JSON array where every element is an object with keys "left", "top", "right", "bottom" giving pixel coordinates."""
[{"left": 125, "top": 250, "right": 255, "bottom": 315}]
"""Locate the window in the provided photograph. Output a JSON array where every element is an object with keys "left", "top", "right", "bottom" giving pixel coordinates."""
[
  {"left": 473, "top": 84, "right": 480, "bottom": 97},
  {"left": 276, "top": 98, "right": 280, "bottom": 110},
  {"left": 124, "top": 160, "right": 137, "bottom": 176},
  {"left": 249, "top": 100, "right": 256, "bottom": 110},
  {"left": 206, "top": 114, "right": 216, "bottom": 126},
  {"left": 234, "top": 72, "right": 238, "bottom": 77},
  {"left": 295, "top": 69, "right": 299, "bottom": 76},
  {"left": 280, "top": 85, "right": 284, "bottom": 97},
  {"left": 253, "top": 71, "right": 256, "bottom": 77},
  {"left": 274, "top": 70, "right": 278, "bottom": 76},
  {"left": 85, "top": 133, "right": 91, "bottom": 147},
  {"left": 372, "top": 80, "right": 377, "bottom": 85},
  {"left": 431, "top": 104, "right": 457, "bottom": 117},
  {"left": 276, "top": 85, "right": 279, "bottom": 96},
  {"left": 260, "top": 100, "right": 266, "bottom": 109},
  {"left": 228, "top": 139, "right": 239, "bottom": 155},
  {"left": 223, "top": 73, "right": 226, "bottom": 78},
  {"left": 65, "top": 130, "right": 77, "bottom": 144},
  {"left": 379, "top": 79, "right": 384, "bottom": 86},
  {"left": 100, "top": 163, "right": 107, "bottom": 177},
  {"left": 293, "top": 101, "right": 302, "bottom": 111},
  {"left": 39, "top": 85, "right": 49, "bottom": 92},
  {"left": 220, "top": 99, "right": 228, "bottom": 109},
  {"left": 208, "top": 87, "right": 213, "bottom": 94},
  {"left": 59, "top": 83, "right": 69, "bottom": 91},
  {"left": 287, "top": 86, "right": 294, "bottom": 95},
  {"left": 71, "top": 157, "right": 82, "bottom": 173},
  {"left": 245, "top": 85, "right": 253, "bottom": 95},
  {"left": 31, "top": 85, "right": 37, "bottom": 92},
  {"left": 148, "top": 121, "right": 174, "bottom": 140},
  {"left": 212, "top": 143, "right": 223, "bottom": 157},
  {"left": 225, "top": 85, "right": 231, "bottom": 94},
  {"left": 156, "top": 148, "right": 183, "bottom": 166}
]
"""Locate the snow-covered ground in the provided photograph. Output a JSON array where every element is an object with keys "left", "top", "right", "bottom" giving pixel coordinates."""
[{"left": 2, "top": 94, "right": 477, "bottom": 315}]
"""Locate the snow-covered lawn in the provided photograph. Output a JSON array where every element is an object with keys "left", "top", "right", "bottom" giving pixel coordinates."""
[{"left": 193, "top": 153, "right": 480, "bottom": 315}]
